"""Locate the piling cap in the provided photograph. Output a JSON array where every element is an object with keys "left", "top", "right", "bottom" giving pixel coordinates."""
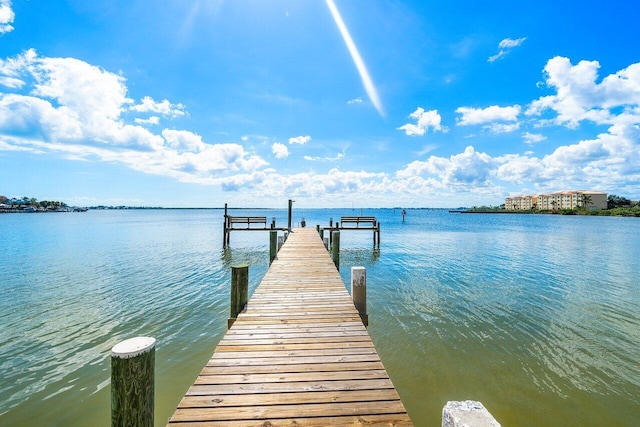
[{"left": 111, "top": 336, "right": 156, "bottom": 359}]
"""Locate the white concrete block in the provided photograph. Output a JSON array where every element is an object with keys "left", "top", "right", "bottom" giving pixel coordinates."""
[{"left": 442, "top": 400, "right": 501, "bottom": 427}]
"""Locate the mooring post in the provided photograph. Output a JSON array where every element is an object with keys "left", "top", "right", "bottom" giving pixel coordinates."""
[
  {"left": 223, "top": 203, "right": 228, "bottom": 248},
  {"left": 269, "top": 230, "right": 277, "bottom": 265},
  {"left": 319, "top": 228, "right": 324, "bottom": 240},
  {"left": 323, "top": 237, "right": 329, "bottom": 250},
  {"left": 316, "top": 224, "right": 320, "bottom": 233},
  {"left": 331, "top": 230, "right": 340, "bottom": 270},
  {"left": 278, "top": 236, "right": 284, "bottom": 251},
  {"left": 351, "top": 267, "right": 368, "bottom": 326},
  {"left": 288, "top": 199, "right": 293, "bottom": 233},
  {"left": 111, "top": 336, "right": 156, "bottom": 427},
  {"left": 228, "top": 264, "right": 248, "bottom": 328}
]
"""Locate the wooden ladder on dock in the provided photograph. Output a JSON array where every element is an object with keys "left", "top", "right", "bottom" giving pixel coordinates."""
[{"left": 167, "top": 227, "right": 412, "bottom": 426}]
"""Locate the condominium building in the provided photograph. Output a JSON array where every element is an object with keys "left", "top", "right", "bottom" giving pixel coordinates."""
[
  {"left": 505, "top": 195, "right": 537, "bottom": 210},
  {"left": 506, "top": 190, "right": 607, "bottom": 211}
]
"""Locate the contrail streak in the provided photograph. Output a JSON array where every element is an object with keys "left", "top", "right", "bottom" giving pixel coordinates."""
[{"left": 325, "top": 0, "right": 384, "bottom": 117}]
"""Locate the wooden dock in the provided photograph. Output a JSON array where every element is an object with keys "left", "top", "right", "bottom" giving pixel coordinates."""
[{"left": 167, "top": 227, "right": 412, "bottom": 426}]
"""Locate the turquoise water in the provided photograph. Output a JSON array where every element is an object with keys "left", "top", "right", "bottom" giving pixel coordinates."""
[{"left": 1, "top": 209, "right": 639, "bottom": 426}]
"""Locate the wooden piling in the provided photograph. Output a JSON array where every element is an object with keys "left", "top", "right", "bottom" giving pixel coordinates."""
[
  {"left": 269, "top": 230, "right": 277, "bottom": 265},
  {"left": 332, "top": 230, "right": 340, "bottom": 271},
  {"left": 222, "top": 203, "right": 228, "bottom": 248},
  {"left": 111, "top": 337, "right": 155, "bottom": 427},
  {"left": 351, "top": 266, "right": 368, "bottom": 326},
  {"left": 228, "top": 264, "right": 248, "bottom": 328}
]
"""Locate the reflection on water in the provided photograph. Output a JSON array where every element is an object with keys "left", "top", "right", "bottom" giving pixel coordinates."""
[{"left": 1, "top": 209, "right": 639, "bottom": 426}]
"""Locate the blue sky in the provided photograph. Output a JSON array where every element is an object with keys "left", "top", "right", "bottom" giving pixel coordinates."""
[{"left": 1, "top": 0, "right": 639, "bottom": 208}]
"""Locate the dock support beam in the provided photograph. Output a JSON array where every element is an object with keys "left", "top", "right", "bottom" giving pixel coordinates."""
[
  {"left": 351, "top": 267, "right": 368, "bottom": 326},
  {"left": 228, "top": 264, "right": 248, "bottom": 328},
  {"left": 331, "top": 230, "right": 340, "bottom": 270},
  {"left": 111, "top": 337, "right": 156, "bottom": 427},
  {"left": 269, "top": 230, "right": 277, "bottom": 265}
]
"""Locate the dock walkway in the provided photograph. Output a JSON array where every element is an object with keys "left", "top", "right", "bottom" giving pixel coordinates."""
[{"left": 167, "top": 227, "right": 412, "bottom": 426}]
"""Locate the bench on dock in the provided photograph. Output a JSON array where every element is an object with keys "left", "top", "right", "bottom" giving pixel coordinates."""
[
  {"left": 227, "top": 216, "right": 268, "bottom": 229},
  {"left": 340, "top": 216, "right": 377, "bottom": 228},
  {"left": 322, "top": 216, "right": 381, "bottom": 247}
]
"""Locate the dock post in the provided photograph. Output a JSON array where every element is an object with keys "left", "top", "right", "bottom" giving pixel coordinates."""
[
  {"left": 111, "top": 337, "right": 156, "bottom": 427},
  {"left": 269, "top": 230, "right": 277, "bottom": 265},
  {"left": 319, "top": 228, "right": 324, "bottom": 240},
  {"left": 278, "top": 236, "right": 284, "bottom": 251},
  {"left": 331, "top": 230, "right": 340, "bottom": 270},
  {"left": 323, "top": 237, "right": 329, "bottom": 250},
  {"left": 223, "top": 203, "right": 228, "bottom": 248},
  {"left": 228, "top": 264, "right": 249, "bottom": 328},
  {"left": 351, "top": 267, "right": 368, "bottom": 326},
  {"left": 288, "top": 199, "right": 293, "bottom": 233},
  {"left": 316, "top": 224, "right": 320, "bottom": 233}
]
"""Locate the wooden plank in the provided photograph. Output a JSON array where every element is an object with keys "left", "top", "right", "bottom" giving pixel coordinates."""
[
  {"left": 184, "top": 378, "right": 397, "bottom": 395},
  {"left": 177, "top": 389, "right": 400, "bottom": 408},
  {"left": 170, "top": 400, "right": 407, "bottom": 421},
  {"left": 168, "top": 413, "right": 413, "bottom": 427}
]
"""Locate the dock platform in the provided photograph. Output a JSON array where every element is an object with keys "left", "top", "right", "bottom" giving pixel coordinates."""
[{"left": 167, "top": 227, "right": 412, "bottom": 426}]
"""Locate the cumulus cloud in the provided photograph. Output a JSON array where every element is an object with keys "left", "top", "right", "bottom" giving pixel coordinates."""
[
  {"left": 455, "top": 105, "right": 521, "bottom": 134},
  {"left": 398, "top": 107, "right": 446, "bottom": 136},
  {"left": 456, "top": 105, "right": 521, "bottom": 126},
  {"left": 272, "top": 142, "right": 289, "bottom": 158},
  {"left": 0, "top": 0, "right": 15, "bottom": 34},
  {"left": 0, "top": 49, "right": 269, "bottom": 187},
  {"left": 488, "top": 37, "right": 526, "bottom": 62},
  {"left": 396, "top": 146, "right": 496, "bottom": 187},
  {"left": 289, "top": 135, "right": 311, "bottom": 145},
  {"left": 526, "top": 56, "right": 640, "bottom": 128}
]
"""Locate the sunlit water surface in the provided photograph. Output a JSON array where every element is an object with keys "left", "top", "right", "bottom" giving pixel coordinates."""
[{"left": 1, "top": 209, "right": 638, "bottom": 426}]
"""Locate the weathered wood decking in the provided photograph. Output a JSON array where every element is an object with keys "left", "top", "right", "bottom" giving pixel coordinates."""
[{"left": 167, "top": 227, "right": 412, "bottom": 426}]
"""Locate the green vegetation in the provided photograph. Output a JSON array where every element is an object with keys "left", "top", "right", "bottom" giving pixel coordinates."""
[{"left": 0, "top": 195, "right": 81, "bottom": 212}]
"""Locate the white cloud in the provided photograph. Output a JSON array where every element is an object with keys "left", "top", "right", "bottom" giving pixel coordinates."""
[
  {"left": 456, "top": 105, "right": 521, "bottom": 126},
  {"left": 304, "top": 152, "right": 344, "bottom": 162},
  {"left": 0, "top": 50, "right": 270, "bottom": 187},
  {"left": 0, "top": 76, "right": 23, "bottom": 89},
  {"left": 488, "top": 37, "right": 526, "bottom": 62},
  {"left": 289, "top": 135, "right": 311, "bottom": 145},
  {"left": 130, "top": 96, "right": 186, "bottom": 118},
  {"left": 526, "top": 56, "right": 640, "bottom": 129},
  {"left": 396, "top": 146, "right": 496, "bottom": 187},
  {"left": 272, "top": 142, "right": 289, "bottom": 159},
  {"left": 398, "top": 107, "right": 446, "bottom": 136},
  {"left": 0, "top": 0, "right": 15, "bottom": 34},
  {"left": 135, "top": 116, "right": 160, "bottom": 125},
  {"left": 347, "top": 97, "right": 363, "bottom": 105},
  {"left": 523, "top": 132, "right": 546, "bottom": 144}
]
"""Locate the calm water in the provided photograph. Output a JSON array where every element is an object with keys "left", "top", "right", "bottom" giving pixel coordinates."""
[{"left": 1, "top": 209, "right": 639, "bottom": 426}]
